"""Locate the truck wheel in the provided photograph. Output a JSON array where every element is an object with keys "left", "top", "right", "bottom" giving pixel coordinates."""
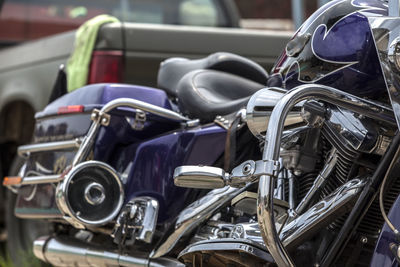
[{"left": 5, "top": 157, "right": 51, "bottom": 267}]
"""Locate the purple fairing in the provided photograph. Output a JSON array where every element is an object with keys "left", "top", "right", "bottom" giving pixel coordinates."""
[
  {"left": 108, "top": 125, "right": 227, "bottom": 223},
  {"left": 272, "top": 0, "right": 387, "bottom": 99},
  {"left": 370, "top": 195, "right": 400, "bottom": 267}
]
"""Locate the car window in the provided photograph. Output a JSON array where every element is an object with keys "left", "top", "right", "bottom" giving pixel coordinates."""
[
  {"left": 112, "top": 0, "right": 164, "bottom": 24},
  {"left": 0, "top": 0, "right": 230, "bottom": 45},
  {"left": 179, "top": 0, "right": 218, "bottom": 27}
]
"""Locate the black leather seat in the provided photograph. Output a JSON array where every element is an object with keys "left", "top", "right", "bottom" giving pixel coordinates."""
[
  {"left": 157, "top": 52, "right": 268, "bottom": 97},
  {"left": 177, "top": 69, "right": 265, "bottom": 122}
]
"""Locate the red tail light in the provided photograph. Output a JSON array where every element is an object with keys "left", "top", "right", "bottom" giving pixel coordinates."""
[
  {"left": 58, "top": 105, "right": 84, "bottom": 114},
  {"left": 88, "top": 50, "right": 124, "bottom": 84}
]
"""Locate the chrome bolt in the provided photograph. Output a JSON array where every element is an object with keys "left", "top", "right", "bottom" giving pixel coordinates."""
[
  {"left": 242, "top": 163, "right": 252, "bottom": 175},
  {"left": 294, "top": 170, "right": 303, "bottom": 176},
  {"left": 84, "top": 182, "right": 106, "bottom": 206},
  {"left": 361, "top": 236, "right": 368, "bottom": 244},
  {"left": 129, "top": 205, "right": 138, "bottom": 219}
]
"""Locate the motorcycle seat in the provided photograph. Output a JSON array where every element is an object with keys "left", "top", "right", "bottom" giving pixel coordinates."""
[
  {"left": 177, "top": 69, "right": 265, "bottom": 122},
  {"left": 157, "top": 52, "right": 268, "bottom": 97}
]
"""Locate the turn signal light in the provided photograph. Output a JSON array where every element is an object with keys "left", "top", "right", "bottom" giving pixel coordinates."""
[{"left": 3, "top": 176, "right": 22, "bottom": 186}]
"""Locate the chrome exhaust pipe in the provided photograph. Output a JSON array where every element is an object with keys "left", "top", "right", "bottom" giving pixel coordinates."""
[{"left": 34, "top": 236, "right": 184, "bottom": 267}]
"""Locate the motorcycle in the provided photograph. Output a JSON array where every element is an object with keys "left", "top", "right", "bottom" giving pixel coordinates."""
[{"left": 5, "top": 0, "right": 400, "bottom": 266}]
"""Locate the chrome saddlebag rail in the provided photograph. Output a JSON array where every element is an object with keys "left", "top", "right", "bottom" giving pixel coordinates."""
[{"left": 18, "top": 139, "right": 81, "bottom": 157}]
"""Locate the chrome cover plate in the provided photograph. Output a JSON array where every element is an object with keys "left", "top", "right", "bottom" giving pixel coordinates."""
[
  {"left": 280, "top": 178, "right": 367, "bottom": 249},
  {"left": 246, "top": 87, "right": 304, "bottom": 138},
  {"left": 178, "top": 238, "right": 275, "bottom": 266}
]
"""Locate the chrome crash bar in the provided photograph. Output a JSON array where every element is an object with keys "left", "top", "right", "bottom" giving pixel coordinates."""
[
  {"left": 258, "top": 84, "right": 395, "bottom": 267},
  {"left": 14, "top": 98, "right": 189, "bottom": 186}
]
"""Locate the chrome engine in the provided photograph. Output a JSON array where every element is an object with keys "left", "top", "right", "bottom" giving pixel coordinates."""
[{"left": 175, "top": 86, "right": 399, "bottom": 266}]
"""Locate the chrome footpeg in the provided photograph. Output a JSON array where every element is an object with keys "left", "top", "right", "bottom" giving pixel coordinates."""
[
  {"left": 174, "top": 160, "right": 280, "bottom": 189},
  {"left": 173, "top": 166, "right": 228, "bottom": 189}
]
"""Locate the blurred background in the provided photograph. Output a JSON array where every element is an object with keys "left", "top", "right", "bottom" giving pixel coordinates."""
[
  {"left": 0, "top": 1, "right": 332, "bottom": 266},
  {"left": 0, "top": 0, "right": 330, "bottom": 48}
]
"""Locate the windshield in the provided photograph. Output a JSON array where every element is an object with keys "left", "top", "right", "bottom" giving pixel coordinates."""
[{"left": 369, "top": 16, "right": 400, "bottom": 129}]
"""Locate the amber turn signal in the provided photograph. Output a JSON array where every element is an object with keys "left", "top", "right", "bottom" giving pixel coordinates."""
[{"left": 2, "top": 176, "right": 22, "bottom": 186}]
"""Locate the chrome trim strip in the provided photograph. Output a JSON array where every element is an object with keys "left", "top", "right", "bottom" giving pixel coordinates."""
[
  {"left": 21, "top": 174, "right": 62, "bottom": 185},
  {"left": 16, "top": 212, "right": 63, "bottom": 219},
  {"left": 18, "top": 139, "right": 81, "bottom": 157},
  {"left": 256, "top": 84, "right": 395, "bottom": 267}
]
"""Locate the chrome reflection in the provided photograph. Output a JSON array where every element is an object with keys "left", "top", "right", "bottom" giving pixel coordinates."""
[
  {"left": 34, "top": 236, "right": 184, "bottom": 267},
  {"left": 229, "top": 222, "right": 264, "bottom": 245},
  {"left": 246, "top": 87, "right": 304, "bottom": 139},
  {"left": 280, "top": 178, "right": 367, "bottom": 249},
  {"left": 150, "top": 186, "right": 245, "bottom": 258},
  {"left": 256, "top": 84, "right": 394, "bottom": 267},
  {"left": 178, "top": 238, "right": 274, "bottom": 266},
  {"left": 369, "top": 16, "right": 400, "bottom": 129}
]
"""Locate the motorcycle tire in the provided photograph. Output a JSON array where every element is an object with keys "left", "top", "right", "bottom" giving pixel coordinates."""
[{"left": 5, "top": 157, "right": 51, "bottom": 267}]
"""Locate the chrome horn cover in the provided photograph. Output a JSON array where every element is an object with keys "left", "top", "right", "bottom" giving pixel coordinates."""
[{"left": 246, "top": 87, "right": 304, "bottom": 139}]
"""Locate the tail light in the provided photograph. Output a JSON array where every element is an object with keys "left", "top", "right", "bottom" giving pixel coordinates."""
[
  {"left": 88, "top": 50, "right": 124, "bottom": 84},
  {"left": 58, "top": 105, "right": 84, "bottom": 114}
]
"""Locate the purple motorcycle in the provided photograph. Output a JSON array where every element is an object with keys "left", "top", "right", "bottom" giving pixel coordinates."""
[{"left": 5, "top": 0, "right": 400, "bottom": 266}]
